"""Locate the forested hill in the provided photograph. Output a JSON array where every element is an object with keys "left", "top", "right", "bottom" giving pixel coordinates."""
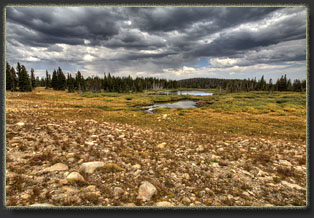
[{"left": 177, "top": 76, "right": 306, "bottom": 92}]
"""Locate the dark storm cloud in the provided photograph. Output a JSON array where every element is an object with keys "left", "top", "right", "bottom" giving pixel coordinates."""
[
  {"left": 185, "top": 7, "right": 306, "bottom": 65},
  {"left": 5, "top": 6, "right": 306, "bottom": 79},
  {"left": 6, "top": 7, "right": 125, "bottom": 47},
  {"left": 127, "top": 7, "right": 280, "bottom": 34}
]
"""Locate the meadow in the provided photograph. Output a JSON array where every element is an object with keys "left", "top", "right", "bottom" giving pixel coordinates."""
[{"left": 6, "top": 87, "right": 306, "bottom": 142}]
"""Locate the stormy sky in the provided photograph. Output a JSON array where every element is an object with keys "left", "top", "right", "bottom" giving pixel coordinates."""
[{"left": 6, "top": 6, "right": 306, "bottom": 81}]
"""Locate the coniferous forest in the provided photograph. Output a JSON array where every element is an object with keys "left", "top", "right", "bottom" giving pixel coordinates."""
[{"left": 6, "top": 62, "right": 306, "bottom": 93}]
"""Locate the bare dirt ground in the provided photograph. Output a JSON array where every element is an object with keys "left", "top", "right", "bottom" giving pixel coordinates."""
[{"left": 5, "top": 91, "right": 307, "bottom": 207}]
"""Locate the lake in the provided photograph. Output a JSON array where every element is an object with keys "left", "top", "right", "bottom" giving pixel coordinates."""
[
  {"left": 144, "top": 100, "right": 197, "bottom": 113},
  {"left": 143, "top": 90, "right": 213, "bottom": 113},
  {"left": 159, "top": 90, "right": 213, "bottom": 96}
]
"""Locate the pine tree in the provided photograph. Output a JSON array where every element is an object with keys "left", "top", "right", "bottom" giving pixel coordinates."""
[
  {"left": 56, "top": 67, "right": 66, "bottom": 90},
  {"left": 6, "top": 62, "right": 12, "bottom": 90},
  {"left": 16, "top": 62, "right": 22, "bottom": 88},
  {"left": 10, "top": 67, "right": 17, "bottom": 91},
  {"left": 19, "top": 65, "right": 32, "bottom": 92},
  {"left": 75, "top": 71, "right": 83, "bottom": 92},
  {"left": 35, "top": 76, "right": 40, "bottom": 87},
  {"left": 268, "top": 79, "right": 273, "bottom": 94},
  {"left": 45, "top": 70, "right": 50, "bottom": 89},
  {"left": 51, "top": 69, "right": 58, "bottom": 90},
  {"left": 31, "top": 68, "right": 36, "bottom": 88},
  {"left": 67, "top": 73, "right": 75, "bottom": 93}
]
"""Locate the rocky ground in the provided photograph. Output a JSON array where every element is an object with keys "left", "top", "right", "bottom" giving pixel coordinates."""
[{"left": 5, "top": 107, "right": 307, "bottom": 208}]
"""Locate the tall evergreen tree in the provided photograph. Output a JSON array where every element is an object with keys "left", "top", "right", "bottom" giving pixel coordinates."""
[
  {"left": 19, "top": 65, "right": 32, "bottom": 92},
  {"left": 75, "top": 71, "right": 86, "bottom": 92},
  {"left": 16, "top": 62, "right": 22, "bottom": 88},
  {"left": 51, "top": 69, "right": 58, "bottom": 90},
  {"left": 45, "top": 70, "right": 50, "bottom": 89},
  {"left": 31, "top": 68, "right": 36, "bottom": 88},
  {"left": 67, "top": 73, "right": 75, "bottom": 93},
  {"left": 56, "top": 67, "right": 66, "bottom": 90},
  {"left": 6, "top": 62, "right": 12, "bottom": 90},
  {"left": 10, "top": 67, "right": 18, "bottom": 91}
]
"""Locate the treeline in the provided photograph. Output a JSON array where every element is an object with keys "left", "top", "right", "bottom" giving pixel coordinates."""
[
  {"left": 177, "top": 75, "right": 306, "bottom": 92},
  {"left": 6, "top": 62, "right": 306, "bottom": 93},
  {"left": 6, "top": 62, "right": 178, "bottom": 93}
]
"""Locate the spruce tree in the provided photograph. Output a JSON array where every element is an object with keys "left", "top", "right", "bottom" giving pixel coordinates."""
[
  {"left": 51, "top": 69, "right": 58, "bottom": 90},
  {"left": 45, "top": 70, "right": 49, "bottom": 89},
  {"left": 56, "top": 67, "right": 66, "bottom": 90},
  {"left": 75, "top": 71, "right": 83, "bottom": 92},
  {"left": 10, "top": 67, "right": 17, "bottom": 91},
  {"left": 16, "top": 62, "right": 22, "bottom": 88},
  {"left": 19, "top": 65, "right": 32, "bottom": 92},
  {"left": 35, "top": 76, "right": 40, "bottom": 87},
  {"left": 67, "top": 73, "right": 75, "bottom": 93},
  {"left": 31, "top": 68, "right": 36, "bottom": 88},
  {"left": 6, "top": 62, "right": 12, "bottom": 90}
]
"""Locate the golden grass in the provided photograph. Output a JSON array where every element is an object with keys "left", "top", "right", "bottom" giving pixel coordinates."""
[{"left": 6, "top": 87, "right": 306, "bottom": 142}]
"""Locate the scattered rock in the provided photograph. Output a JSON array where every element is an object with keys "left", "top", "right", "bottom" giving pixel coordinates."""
[
  {"left": 182, "top": 173, "right": 190, "bottom": 180},
  {"left": 156, "top": 201, "right": 173, "bottom": 206},
  {"left": 281, "top": 181, "right": 305, "bottom": 191},
  {"left": 62, "top": 186, "right": 78, "bottom": 193},
  {"left": 133, "top": 164, "right": 141, "bottom": 170},
  {"left": 137, "top": 181, "right": 157, "bottom": 201},
  {"left": 157, "top": 142, "right": 166, "bottom": 149},
  {"left": 182, "top": 197, "right": 191, "bottom": 204},
  {"left": 21, "top": 193, "right": 30, "bottom": 200},
  {"left": 86, "top": 185, "right": 97, "bottom": 192},
  {"left": 85, "top": 141, "right": 94, "bottom": 146},
  {"left": 43, "top": 163, "right": 68, "bottom": 172},
  {"left": 16, "top": 122, "right": 25, "bottom": 126},
  {"left": 30, "top": 203, "right": 55, "bottom": 207},
  {"left": 218, "top": 160, "right": 228, "bottom": 166},
  {"left": 113, "top": 187, "right": 124, "bottom": 199},
  {"left": 217, "top": 148, "right": 224, "bottom": 152},
  {"left": 279, "top": 160, "right": 292, "bottom": 166},
  {"left": 79, "top": 161, "right": 105, "bottom": 174},
  {"left": 122, "top": 203, "right": 136, "bottom": 206},
  {"left": 90, "top": 135, "right": 98, "bottom": 139},
  {"left": 66, "top": 172, "right": 85, "bottom": 183}
]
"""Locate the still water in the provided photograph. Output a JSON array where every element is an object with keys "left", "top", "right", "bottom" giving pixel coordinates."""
[
  {"left": 145, "top": 100, "right": 197, "bottom": 113},
  {"left": 160, "top": 90, "right": 213, "bottom": 96}
]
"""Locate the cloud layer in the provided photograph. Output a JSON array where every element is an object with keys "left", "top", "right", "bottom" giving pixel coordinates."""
[{"left": 6, "top": 6, "right": 306, "bottom": 80}]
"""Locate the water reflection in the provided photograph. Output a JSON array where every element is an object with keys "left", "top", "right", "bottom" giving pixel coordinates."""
[
  {"left": 160, "top": 91, "right": 213, "bottom": 96},
  {"left": 145, "top": 100, "right": 197, "bottom": 113}
]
